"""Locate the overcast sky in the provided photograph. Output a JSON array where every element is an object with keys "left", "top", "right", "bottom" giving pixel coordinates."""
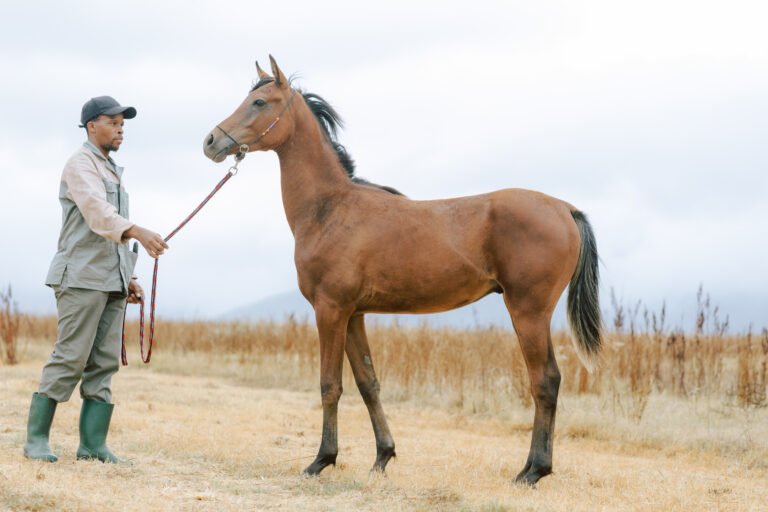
[{"left": 1, "top": 1, "right": 765, "bottom": 331}]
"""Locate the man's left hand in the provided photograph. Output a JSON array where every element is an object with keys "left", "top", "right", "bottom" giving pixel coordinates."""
[{"left": 127, "top": 278, "right": 144, "bottom": 304}]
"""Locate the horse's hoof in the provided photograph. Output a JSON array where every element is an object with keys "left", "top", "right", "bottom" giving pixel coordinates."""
[
  {"left": 514, "top": 466, "right": 551, "bottom": 487},
  {"left": 513, "top": 476, "right": 537, "bottom": 488},
  {"left": 370, "top": 446, "right": 396, "bottom": 474},
  {"left": 302, "top": 453, "right": 337, "bottom": 476}
]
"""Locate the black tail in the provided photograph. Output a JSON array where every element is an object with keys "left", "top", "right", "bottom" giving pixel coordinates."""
[{"left": 567, "top": 210, "right": 602, "bottom": 370}]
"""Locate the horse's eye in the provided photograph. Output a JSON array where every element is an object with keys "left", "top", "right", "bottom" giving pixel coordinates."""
[{"left": 253, "top": 99, "right": 266, "bottom": 107}]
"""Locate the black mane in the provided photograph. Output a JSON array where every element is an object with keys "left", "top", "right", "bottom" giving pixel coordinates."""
[
  {"left": 302, "top": 93, "right": 353, "bottom": 175},
  {"left": 250, "top": 77, "right": 275, "bottom": 92},
  {"left": 301, "top": 92, "right": 403, "bottom": 196},
  {"left": 247, "top": 78, "right": 402, "bottom": 195}
]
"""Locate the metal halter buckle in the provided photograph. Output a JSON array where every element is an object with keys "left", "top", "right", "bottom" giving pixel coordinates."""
[
  {"left": 236, "top": 144, "right": 249, "bottom": 161},
  {"left": 229, "top": 144, "right": 249, "bottom": 175}
]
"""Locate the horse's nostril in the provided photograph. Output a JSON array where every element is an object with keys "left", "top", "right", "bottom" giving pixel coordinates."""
[{"left": 206, "top": 134, "right": 214, "bottom": 146}]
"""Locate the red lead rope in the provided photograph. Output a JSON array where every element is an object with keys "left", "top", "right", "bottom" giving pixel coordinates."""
[{"left": 120, "top": 152, "right": 245, "bottom": 365}]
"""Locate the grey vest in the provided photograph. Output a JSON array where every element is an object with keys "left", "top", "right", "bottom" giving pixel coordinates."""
[{"left": 45, "top": 145, "right": 138, "bottom": 294}]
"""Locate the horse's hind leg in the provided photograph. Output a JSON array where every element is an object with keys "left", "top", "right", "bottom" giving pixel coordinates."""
[
  {"left": 506, "top": 300, "right": 561, "bottom": 486},
  {"left": 303, "top": 300, "right": 351, "bottom": 476},
  {"left": 345, "top": 314, "right": 396, "bottom": 472}
]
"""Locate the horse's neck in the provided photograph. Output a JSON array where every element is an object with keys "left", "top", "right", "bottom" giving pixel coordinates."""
[{"left": 276, "top": 108, "right": 351, "bottom": 234}]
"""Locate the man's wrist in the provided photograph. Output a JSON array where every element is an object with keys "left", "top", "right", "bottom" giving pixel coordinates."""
[{"left": 122, "top": 224, "right": 137, "bottom": 241}]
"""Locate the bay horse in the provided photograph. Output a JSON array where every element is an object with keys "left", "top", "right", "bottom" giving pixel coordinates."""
[{"left": 203, "top": 56, "right": 602, "bottom": 486}]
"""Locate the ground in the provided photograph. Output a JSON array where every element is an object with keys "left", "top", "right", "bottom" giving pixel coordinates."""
[{"left": 1, "top": 354, "right": 767, "bottom": 511}]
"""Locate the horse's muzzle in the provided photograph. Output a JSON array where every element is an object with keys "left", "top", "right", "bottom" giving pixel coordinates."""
[{"left": 203, "top": 132, "right": 229, "bottom": 163}]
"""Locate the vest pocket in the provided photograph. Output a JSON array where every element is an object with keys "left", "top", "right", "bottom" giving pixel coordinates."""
[
  {"left": 118, "top": 188, "right": 130, "bottom": 217},
  {"left": 103, "top": 180, "right": 119, "bottom": 208}
]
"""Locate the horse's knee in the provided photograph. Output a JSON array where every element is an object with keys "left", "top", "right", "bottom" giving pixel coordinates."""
[
  {"left": 356, "top": 377, "right": 380, "bottom": 404},
  {"left": 320, "top": 382, "right": 343, "bottom": 405}
]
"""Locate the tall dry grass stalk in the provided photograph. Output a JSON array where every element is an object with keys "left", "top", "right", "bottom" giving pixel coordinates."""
[
  {"left": 737, "top": 328, "right": 768, "bottom": 407},
  {"left": 19, "top": 289, "right": 767, "bottom": 419},
  {"left": 0, "top": 284, "right": 22, "bottom": 365}
]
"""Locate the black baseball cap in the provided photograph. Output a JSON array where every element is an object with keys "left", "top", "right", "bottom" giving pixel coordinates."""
[{"left": 79, "top": 96, "right": 137, "bottom": 127}]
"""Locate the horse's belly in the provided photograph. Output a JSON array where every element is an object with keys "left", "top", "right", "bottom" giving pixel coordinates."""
[{"left": 358, "top": 264, "right": 498, "bottom": 314}]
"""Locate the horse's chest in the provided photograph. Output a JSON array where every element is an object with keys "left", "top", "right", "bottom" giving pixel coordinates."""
[{"left": 293, "top": 238, "right": 358, "bottom": 288}]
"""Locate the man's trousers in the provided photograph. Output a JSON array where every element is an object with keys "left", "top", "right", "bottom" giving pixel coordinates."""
[{"left": 38, "top": 284, "right": 126, "bottom": 403}]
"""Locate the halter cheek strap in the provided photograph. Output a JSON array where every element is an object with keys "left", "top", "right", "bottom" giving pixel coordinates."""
[{"left": 215, "top": 89, "right": 297, "bottom": 157}]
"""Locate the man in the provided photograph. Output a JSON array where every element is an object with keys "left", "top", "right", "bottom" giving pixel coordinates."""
[{"left": 24, "top": 96, "right": 168, "bottom": 463}]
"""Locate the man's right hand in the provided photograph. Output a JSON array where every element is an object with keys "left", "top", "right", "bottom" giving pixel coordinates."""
[{"left": 123, "top": 225, "right": 168, "bottom": 259}]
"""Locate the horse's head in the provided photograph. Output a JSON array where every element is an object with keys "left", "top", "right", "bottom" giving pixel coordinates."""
[{"left": 203, "top": 56, "right": 296, "bottom": 163}]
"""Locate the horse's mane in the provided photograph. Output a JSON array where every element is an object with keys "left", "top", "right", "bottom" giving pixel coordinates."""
[
  {"left": 301, "top": 93, "right": 354, "bottom": 173},
  {"left": 301, "top": 91, "right": 404, "bottom": 196},
  {"left": 249, "top": 77, "right": 402, "bottom": 195},
  {"left": 301, "top": 91, "right": 403, "bottom": 196},
  {"left": 250, "top": 77, "right": 275, "bottom": 92}
]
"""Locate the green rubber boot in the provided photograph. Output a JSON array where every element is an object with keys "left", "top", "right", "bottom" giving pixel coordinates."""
[
  {"left": 23, "top": 393, "right": 59, "bottom": 462},
  {"left": 76, "top": 399, "right": 124, "bottom": 463}
]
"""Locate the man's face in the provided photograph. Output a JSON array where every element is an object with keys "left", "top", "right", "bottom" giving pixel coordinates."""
[{"left": 88, "top": 114, "right": 125, "bottom": 153}]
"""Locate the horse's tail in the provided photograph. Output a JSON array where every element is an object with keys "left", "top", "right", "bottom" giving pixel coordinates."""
[{"left": 567, "top": 210, "right": 602, "bottom": 371}]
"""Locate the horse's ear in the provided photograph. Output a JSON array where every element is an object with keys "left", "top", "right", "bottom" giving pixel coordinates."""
[
  {"left": 255, "top": 60, "right": 270, "bottom": 80},
  {"left": 269, "top": 54, "right": 289, "bottom": 88}
]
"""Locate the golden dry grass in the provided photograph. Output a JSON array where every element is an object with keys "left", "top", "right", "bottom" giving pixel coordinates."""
[{"left": 2, "top": 318, "right": 767, "bottom": 512}]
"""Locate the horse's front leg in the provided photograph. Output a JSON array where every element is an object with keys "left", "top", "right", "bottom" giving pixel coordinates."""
[
  {"left": 303, "top": 300, "right": 351, "bottom": 476},
  {"left": 345, "top": 314, "right": 396, "bottom": 473}
]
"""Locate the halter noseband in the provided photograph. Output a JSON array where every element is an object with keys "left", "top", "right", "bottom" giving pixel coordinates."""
[{"left": 215, "top": 88, "right": 297, "bottom": 159}]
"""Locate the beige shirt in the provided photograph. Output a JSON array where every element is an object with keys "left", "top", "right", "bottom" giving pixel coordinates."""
[
  {"left": 45, "top": 141, "right": 138, "bottom": 293},
  {"left": 63, "top": 141, "right": 134, "bottom": 242}
]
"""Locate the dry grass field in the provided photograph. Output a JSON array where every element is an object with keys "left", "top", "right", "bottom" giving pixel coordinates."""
[{"left": 1, "top": 295, "right": 767, "bottom": 511}]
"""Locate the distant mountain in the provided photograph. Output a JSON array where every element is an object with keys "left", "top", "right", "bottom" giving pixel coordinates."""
[
  {"left": 222, "top": 289, "right": 569, "bottom": 330},
  {"left": 221, "top": 286, "right": 765, "bottom": 333}
]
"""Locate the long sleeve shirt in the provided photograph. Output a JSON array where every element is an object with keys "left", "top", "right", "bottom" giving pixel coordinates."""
[
  {"left": 45, "top": 141, "right": 138, "bottom": 293},
  {"left": 62, "top": 140, "right": 134, "bottom": 242}
]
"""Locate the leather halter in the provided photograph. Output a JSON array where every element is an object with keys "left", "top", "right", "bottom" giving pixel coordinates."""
[{"left": 214, "top": 88, "right": 297, "bottom": 156}]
